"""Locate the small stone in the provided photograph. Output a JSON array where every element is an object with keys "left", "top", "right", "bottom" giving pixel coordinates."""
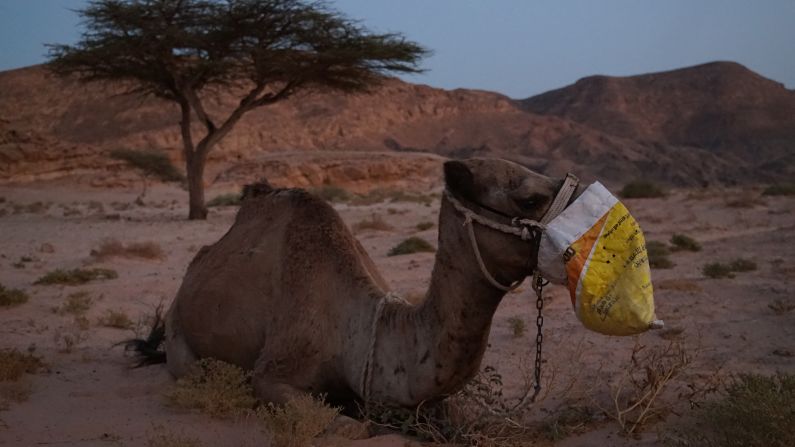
[{"left": 39, "top": 242, "right": 55, "bottom": 253}]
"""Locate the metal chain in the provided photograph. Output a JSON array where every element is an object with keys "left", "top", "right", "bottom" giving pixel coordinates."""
[{"left": 530, "top": 272, "right": 548, "bottom": 402}]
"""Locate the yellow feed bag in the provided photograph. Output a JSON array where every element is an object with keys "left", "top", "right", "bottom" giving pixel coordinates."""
[{"left": 537, "top": 182, "right": 662, "bottom": 336}]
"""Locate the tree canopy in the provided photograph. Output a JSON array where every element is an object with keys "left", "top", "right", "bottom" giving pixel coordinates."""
[{"left": 48, "top": 0, "right": 427, "bottom": 219}]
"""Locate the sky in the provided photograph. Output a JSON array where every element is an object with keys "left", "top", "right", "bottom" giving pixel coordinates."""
[{"left": 1, "top": 0, "right": 793, "bottom": 98}]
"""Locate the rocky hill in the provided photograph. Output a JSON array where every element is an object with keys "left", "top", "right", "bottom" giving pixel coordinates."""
[
  {"left": 0, "top": 62, "right": 792, "bottom": 188},
  {"left": 521, "top": 61, "right": 795, "bottom": 180}
]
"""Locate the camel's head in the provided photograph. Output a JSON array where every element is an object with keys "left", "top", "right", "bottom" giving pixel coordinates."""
[{"left": 442, "top": 158, "right": 582, "bottom": 288}]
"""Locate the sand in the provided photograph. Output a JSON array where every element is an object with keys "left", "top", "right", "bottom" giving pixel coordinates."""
[{"left": 1, "top": 179, "right": 793, "bottom": 446}]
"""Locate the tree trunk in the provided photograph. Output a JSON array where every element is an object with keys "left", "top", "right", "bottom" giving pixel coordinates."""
[{"left": 186, "top": 154, "right": 208, "bottom": 220}]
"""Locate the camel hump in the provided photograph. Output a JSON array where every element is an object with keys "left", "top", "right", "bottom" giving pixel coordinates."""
[{"left": 241, "top": 180, "right": 274, "bottom": 200}]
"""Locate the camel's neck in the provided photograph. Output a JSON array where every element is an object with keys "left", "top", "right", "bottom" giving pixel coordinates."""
[{"left": 369, "top": 199, "right": 529, "bottom": 405}]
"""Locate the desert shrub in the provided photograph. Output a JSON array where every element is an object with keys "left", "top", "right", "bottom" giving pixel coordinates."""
[
  {"left": 0, "top": 349, "right": 44, "bottom": 381},
  {"left": 91, "top": 239, "right": 164, "bottom": 260},
  {"left": 703, "top": 262, "right": 734, "bottom": 279},
  {"left": 646, "top": 241, "right": 674, "bottom": 269},
  {"left": 110, "top": 149, "right": 185, "bottom": 183},
  {"left": 762, "top": 184, "right": 795, "bottom": 196},
  {"left": 619, "top": 181, "right": 665, "bottom": 199},
  {"left": 672, "top": 374, "right": 795, "bottom": 447},
  {"left": 725, "top": 191, "right": 767, "bottom": 208},
  {"left": 166, "top": 358, "right": 256, "bottom": 418},
  {"left": 310, "top": 185, "right": 351, "bottom": 203},
  {"left": 0, "top": 380, "right": 33, "bottom": 410},
  {"left": 768, "top": 299, "right": 795, "bottom": 315},
  {"left": 55, "top": 291, "right": 93, "bottom": 315},
  {"left": 507, "top": 317, "right": 525, "bottom": 338},
  {"left": 0, "top": 284, "right": 29, "bottom": 307},
  {"left": 669, "top": 233, "right": 701, "bottom": 252},
  {"left": 703, "top": 258, "right": 756, "bottom": 279},
  {"left": 99, "top": 310, "right": 134, "bottom": 329},
  {"left": 206, "top": 193, "right": 242, "bottom": 207},
  {"left": 387, "top": 237, "right": 435, "bottom": 256},
  {"left": 415, "top": 221, "right": 435, "bottom": 231},
  {"left": 729, "top": 258, "right": 756, "bottom": 272},
  {"left": 35, "top": 268, "right": 118, "bottom": 285},
  {"left": 596, "top": 340, "right": 696, "bottom": 435},
  {"left": 257, "top": 393, "right": 340, "bottom": 447},
  {"left": 352, "top": 214, "right": 393, "bottom": 232}
]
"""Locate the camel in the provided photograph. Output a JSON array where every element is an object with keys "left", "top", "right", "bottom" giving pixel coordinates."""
[{"left": 135, "top": 158, "right": 583, "bottom": 407}]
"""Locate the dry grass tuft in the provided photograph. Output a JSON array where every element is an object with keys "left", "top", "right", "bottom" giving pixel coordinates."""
[
  {"left": 35, "top": 268, "right": 118, "bottom": 285},
  {"left": 0, "top": 284, "right": 29, "bottom": 308},
  {"left": 768, "top": 299, "right": 795, "bottom": 315},
  {"left": 257, "top": 393, "right": 340, "bottom": 447},
  {"left": 54, "top": 291, "right": 93, "bottom": 316},
  {"left": 98, "top": 309, "right": 134, "bottom": 329},
  {"left": 352, "top": 213, "right": 394, "bottom": 233},
  {"left": 0, "top": 380, "right": 33, "bottom": 410},
  {"left": 91, "top": 239, "right": 164, "bottom": 260},
  {"left": 593, "top": 339, "right": 710, "bottom": 435},
  {"left": 387, "top": 237, "right": 435, "bottom": 256},
  {"left": 0, "top": 349, "right": 44, "bottom": 382},
  {"left": 166, "top": 358, "right": 256, "bottom": 418}
]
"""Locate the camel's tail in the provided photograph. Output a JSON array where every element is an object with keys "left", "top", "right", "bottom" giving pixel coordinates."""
[{"left": 120, "top": 305, "right": 166, "bottom": 367}]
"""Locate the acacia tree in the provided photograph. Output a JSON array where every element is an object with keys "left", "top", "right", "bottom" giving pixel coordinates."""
[{"left": 48, "top": 0, "right": 427, "bottom": 219}]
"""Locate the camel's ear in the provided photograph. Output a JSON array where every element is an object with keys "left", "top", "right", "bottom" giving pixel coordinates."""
[{"left": 444, "top": 160, "right": 476, "bottom": 199}]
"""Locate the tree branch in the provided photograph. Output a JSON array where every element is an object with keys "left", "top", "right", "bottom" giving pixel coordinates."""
[{"left": 183, "top": 86, "right": 217, "bottom": 133}]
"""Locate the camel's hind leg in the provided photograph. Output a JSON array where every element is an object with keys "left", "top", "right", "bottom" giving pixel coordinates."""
[{"left": 164, "top": 305, "right": 197, "bottom": 378}]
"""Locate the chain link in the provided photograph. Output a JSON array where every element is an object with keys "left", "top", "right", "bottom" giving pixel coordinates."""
[{"left": 530, "top": 272, "right": 548, "bottom": 402}]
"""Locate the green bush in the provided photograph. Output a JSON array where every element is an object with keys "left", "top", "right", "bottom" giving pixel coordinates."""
[
  {"left": 110, "top": 149, "right": 185, "bottom": 183},
  {"left": 729, "top": 258, "right": 757, "bottom": 272},
  {"left": 670, "top": 233, "right": 701, "bottom": 252},
  {"left": 35, "top": 268, "right": 118, "bottom": 286},
  {"left": 206, "top": 193, "right": 242, "bottom": 207},
  {"left": 415, "top": 221, "right": 435, "bottom": 231},
  {"left": 0, "top": 284, "right": 29, "bottom": 307},
  {"left": 703, "top": 262, "right": 734, "bottom": 279},
  {"left": 309, "top": 185, "right": 351, "bottom": 203},
  {"left": 676, "top": 374, "right": 795, "bottom": 447},
  {"left": 762, "top": 184, "right": 795, "bottom": 196},
  {"left": 387, "top": 237, "right": 435, "bottom": 256},
  {"left": 619, "top": 181, "right": 665, "bottom": 199},
  {"left": 646, "top": 241, "right": 674, "bottom": 269}
]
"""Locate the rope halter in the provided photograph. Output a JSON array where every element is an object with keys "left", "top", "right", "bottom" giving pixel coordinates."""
[{"left": 444, "top": 173, "right": 580, "bottom": 291}]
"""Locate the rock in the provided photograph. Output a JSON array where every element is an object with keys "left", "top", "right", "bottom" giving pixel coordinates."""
[{"left": 39, "top": 243, "right": 55, "bottom": 253}]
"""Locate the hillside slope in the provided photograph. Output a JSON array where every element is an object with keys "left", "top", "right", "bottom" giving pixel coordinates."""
[{"left": 1, "top": 62, "right": 791, "bottom": 187}]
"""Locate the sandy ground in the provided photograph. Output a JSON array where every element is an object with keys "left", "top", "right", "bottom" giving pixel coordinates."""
[{"left": 1, "top": 179, "right": 794, "bottom": 446}]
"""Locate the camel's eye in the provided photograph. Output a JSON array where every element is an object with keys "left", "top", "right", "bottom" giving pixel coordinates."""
[{"left": 513, "top": 194, "right": 547, "bottom": 212}]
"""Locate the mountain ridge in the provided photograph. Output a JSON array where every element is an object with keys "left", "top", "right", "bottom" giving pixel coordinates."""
[{"left": 1, "top": 61, "right": 792, "bottom": 187}]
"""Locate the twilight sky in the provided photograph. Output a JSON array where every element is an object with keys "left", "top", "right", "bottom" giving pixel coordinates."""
[{"left": 1, "top": 0, "right": 793, "bottom": 98}]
